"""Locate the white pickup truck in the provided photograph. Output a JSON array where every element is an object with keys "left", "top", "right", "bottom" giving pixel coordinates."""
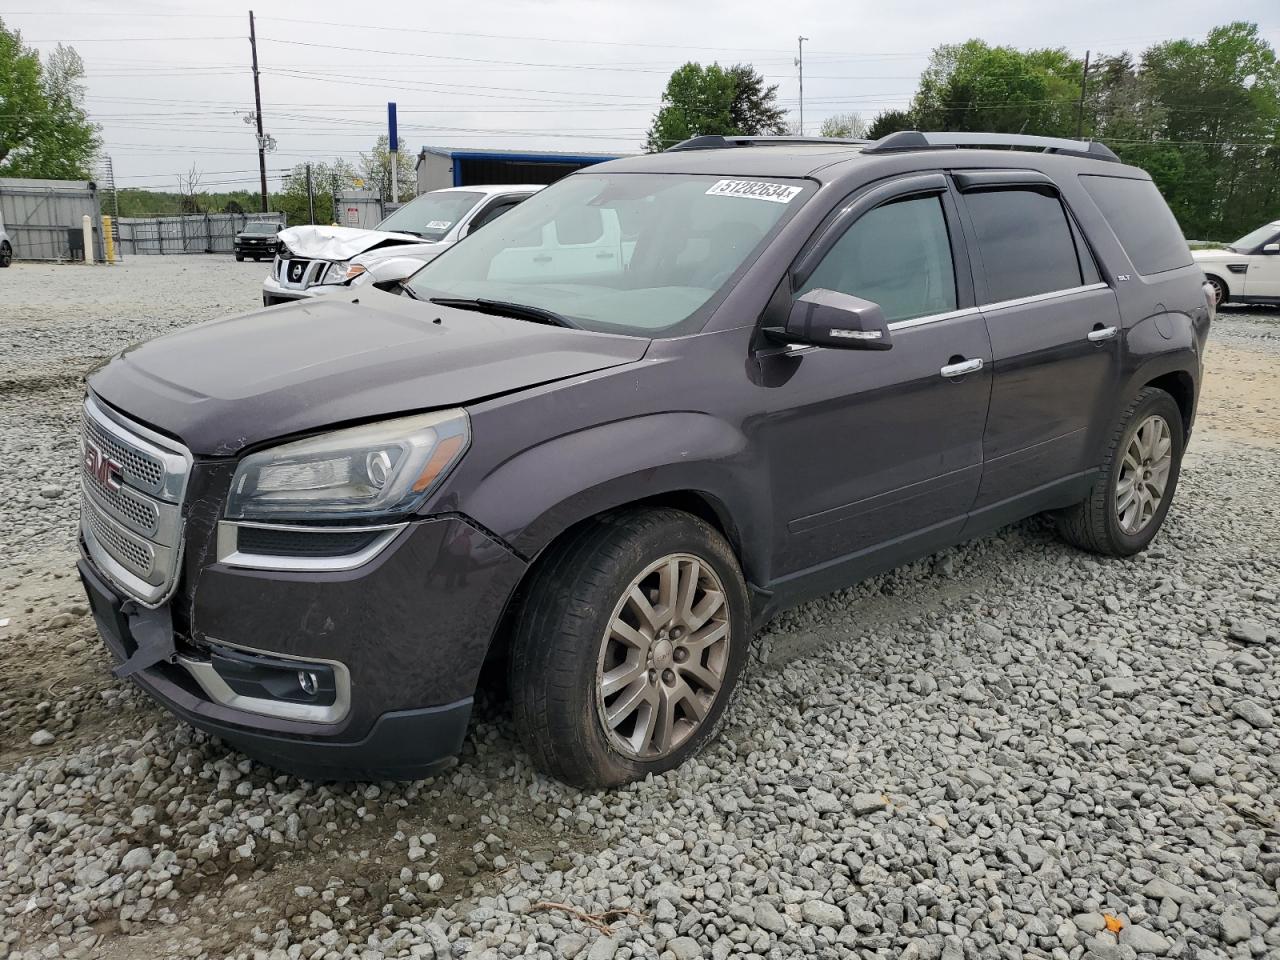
[{"left": 263, "top": 185, "right": 541, "bottom": 305}]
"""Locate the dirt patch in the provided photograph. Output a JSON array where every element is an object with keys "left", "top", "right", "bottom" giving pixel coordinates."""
[{"left": 1198, "top": 340, "right": 1280, "bottom": 446}]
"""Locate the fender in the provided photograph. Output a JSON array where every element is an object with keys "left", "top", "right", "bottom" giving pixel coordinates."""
[
  {"left": 1118, "top": 307, "right": 1204, "bottom": 429},
  {"left": 454, "top": 411, "right": 772, "bottom": 584}
]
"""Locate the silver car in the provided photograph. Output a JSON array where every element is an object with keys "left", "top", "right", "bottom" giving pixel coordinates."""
[{"left": 262, "top": 185, "right": 541, "bottom": 305}]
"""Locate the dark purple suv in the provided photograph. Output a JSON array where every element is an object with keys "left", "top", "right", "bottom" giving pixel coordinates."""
[{"left": 77, "top": 132, "right": 1212, "bottom": 787}]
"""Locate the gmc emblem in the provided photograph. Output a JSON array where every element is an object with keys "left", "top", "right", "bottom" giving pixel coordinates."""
[{"left": 84, "top": 441, "right": 124, "bottom": 491}]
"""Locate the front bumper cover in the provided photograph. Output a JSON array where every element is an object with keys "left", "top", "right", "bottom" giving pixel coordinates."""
[{"left": 79, "top": 513, "right": 528, "bottom": 781}]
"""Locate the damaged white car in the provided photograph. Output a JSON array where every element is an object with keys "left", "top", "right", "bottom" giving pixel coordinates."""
[{"left": 263, "top": 184, "right": 541, "bottom": 305}]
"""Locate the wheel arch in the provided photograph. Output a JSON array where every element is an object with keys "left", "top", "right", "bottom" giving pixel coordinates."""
[{"left": 1143, "top": 369, "right": 1196, "bottom": 435}]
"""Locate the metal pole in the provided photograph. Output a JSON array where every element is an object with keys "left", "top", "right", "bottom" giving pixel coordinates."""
[
  {"left": 1077, "top": 50, "right": 1091, "bottom": 140},
  {"left": 796, "top": 36, "right": 809, "bottom": 136},
  {"left": 249, "top": 11, "right": 268, "bottom": 213},
  {"left": 306, "top": 162, "right": 315, "bottom": 223}
]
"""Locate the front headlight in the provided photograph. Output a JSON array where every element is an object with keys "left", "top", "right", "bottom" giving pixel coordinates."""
[
  {"left": 321, "top": 261, "right": 366, "bottom": 285},
  {"left": 226, "top": 410, "right": 469, "bottom": 521}
]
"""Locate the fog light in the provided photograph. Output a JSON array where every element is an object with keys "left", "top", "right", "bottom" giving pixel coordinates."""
[{"left": 298, "top": 670, "right": 318, "bottom": 697}]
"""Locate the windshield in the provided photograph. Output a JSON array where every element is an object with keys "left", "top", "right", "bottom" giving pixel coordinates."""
[
  {"left": 243, "top": 222, "right": 278, "bottom": 235},
  {"left": 377, "top": 190, "right": 483, "bottom": 240},
  {"left": 1229, "top": 223, "right": 1280, "bottom": 251},
  {"left": 406, "top": 173, "right": 812, "bottom": 337}
]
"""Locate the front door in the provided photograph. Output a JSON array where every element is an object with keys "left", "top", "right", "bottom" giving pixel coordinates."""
[
  {"left": 1243, "top": 234, "right": 1280, "bottom": 298},
  {"left": 755, "top": 177, "right": 992, "bottom": 591},
  {"left": 956, "top": 178, "right": 1123, "bottom": 515}
]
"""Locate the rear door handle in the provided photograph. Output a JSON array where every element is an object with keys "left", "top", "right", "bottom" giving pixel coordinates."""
[
  {"left": 1088, "top": 325, "right": 1118, "bottom": 342},
  {"left": 940, "top": 358, "right": 983, "bottom": 378},
  {"left": 532, "top": 255, "right": 552, "bottom": 263},
  {"left": 595, "top": 251, "right": 616, "bottom": 259}
]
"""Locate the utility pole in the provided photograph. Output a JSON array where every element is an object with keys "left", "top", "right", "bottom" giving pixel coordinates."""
[
  {"left": 796, "top": 36, "right": 809, "bottom": 135},
  {"left": 306, "top": 163, "right": 315, "bottom": 223},
  {"left": 1076, "top": 49, "right": 1091, "bottom": 140},
  {"left": 249, "top": 10, "right": 268, "bottom": 212}
]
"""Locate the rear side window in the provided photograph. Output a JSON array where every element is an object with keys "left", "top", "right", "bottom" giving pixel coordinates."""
[
  {"left": 799, "top": 195, "right": 957, "bottom": 323},
  {"left": 1080, "top": 175, "right": 1192, "bottom": 275},
  {"left": 964, "top": 189, "right": 1083, "bottom": 302}
]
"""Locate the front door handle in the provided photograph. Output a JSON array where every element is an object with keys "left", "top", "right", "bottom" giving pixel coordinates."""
[
  {"left": 940, "top": 358, "right": 983, "bottom": 378},
  {"left": 1088, "top": 325, "right": 1118, "bottom": 342},
  {"left": 532, "top": 255, "right": 552, "bottom": 263}
]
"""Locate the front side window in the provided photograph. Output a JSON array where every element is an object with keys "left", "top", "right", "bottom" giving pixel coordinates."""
[
  {"left": 407, "top": 173, "right": 813, "bottom": 337},
  {"left": 965, "top": 188, "right": 1083, "bottom": 302},
  {"left": 377, "top": 190, "right": 484, "bottom": 241},
  {"left": 799, "top": 194, "right": 957, "bottom": 323}
]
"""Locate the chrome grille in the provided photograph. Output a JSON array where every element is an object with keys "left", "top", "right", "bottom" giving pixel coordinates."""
[
  {"left": 82, "top": 411, "right": 164, "bottom": 491},
  {"left": 79, "top": 397, "right": 192, "bottom": 606}
]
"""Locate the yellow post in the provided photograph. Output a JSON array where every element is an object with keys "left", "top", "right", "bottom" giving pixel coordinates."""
[{"left": 102, "top": 215, "right": 116, "bottom": 263}]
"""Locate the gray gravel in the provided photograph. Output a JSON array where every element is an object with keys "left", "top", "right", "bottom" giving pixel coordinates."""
[{"left": 1, "top": 259, "right": 1278, "bottom": 959}]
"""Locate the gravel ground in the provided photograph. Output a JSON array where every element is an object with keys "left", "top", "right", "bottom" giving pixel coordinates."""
[{"left": 1, "top": 258, "right": 1278, "bottom": 960}]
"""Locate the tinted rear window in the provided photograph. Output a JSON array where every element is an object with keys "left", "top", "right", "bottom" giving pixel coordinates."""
[
  {"left": 1081, "top": 175, "right": 1192, "bottom": 276},
  {"left": 965, "top": 188, "right": 1083, "bottom": 302}
]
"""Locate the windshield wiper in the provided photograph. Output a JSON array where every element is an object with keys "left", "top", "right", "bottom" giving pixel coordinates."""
[{"left": 429, "top": 297, "right": 577, "bottom": 328}]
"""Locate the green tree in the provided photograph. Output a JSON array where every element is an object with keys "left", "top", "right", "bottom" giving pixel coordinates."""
[
  {"left": 644, "top": 62, "right": 785, "bottom": 151},
  {"left": 360, "top": 135, "right": 417, "bottom": 202},
  {"left": 910, "top": 40, "right": 1083, "bottom": 137},
  {"left": 727, "top": 64, "right": 786, "bottom": 137},
  {"left": 819, "top": 112, "right": 868, "bottom": 139},
  {"left": 867, "top": 109, "right": 916, "bottom": 139},
  {"left": 275, "top": 159, "right": 358, "bottom": 225},
  {"left": 0, "top": 20, "right": 99, "bottom": 178}
]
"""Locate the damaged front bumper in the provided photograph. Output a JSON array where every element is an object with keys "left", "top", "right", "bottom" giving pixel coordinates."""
[{"left": 79, "top": 509, "right": 529, "bottom": 781}]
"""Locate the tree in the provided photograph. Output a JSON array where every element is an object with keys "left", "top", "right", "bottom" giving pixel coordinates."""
[
  {"left": 727, "top": 64, "right": 786, "bottom": 136},
  {"left": 909, "top": 40, "right": 1083, "bottom": 138},
  {"left": 177, "top": 165, "right": 202, "bottom": 214},
  {"left": 867, "top": 109, "right": 915, "bottom": 139},
  {"left": 819, "top": 113, "right": 868, "bottom": 139},
  {"left": 0, "top": 20, "right": 99, "bottom": 178},
  {"left": 275, "top": 158, "right": 358, "bottom": 225},
  {"left": 360, "top": 135, "right": 416, "bottom": 202},
  {"left": 644, "top": 62, "right": 785, "bottom": 151}
]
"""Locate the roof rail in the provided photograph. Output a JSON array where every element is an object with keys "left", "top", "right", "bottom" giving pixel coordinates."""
[
  {"left": 862, "top": 131, "right": 1120, "bottom": 163},
  {"left": 665, "top": 134, "right": 870, "bottom": 152}
]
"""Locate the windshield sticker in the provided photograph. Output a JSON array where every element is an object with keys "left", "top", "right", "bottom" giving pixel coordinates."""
[
  {"left": 426, "top": 220, "right": 453, "bottom": 230},
  {"left": 705, "top": 179, "right": 803, "bottom": 204}
]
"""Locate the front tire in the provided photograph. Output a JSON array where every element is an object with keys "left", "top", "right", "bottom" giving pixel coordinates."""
[
  {"left": 0, "top": 242, "right": 11, "bottom": 267},
  {"left": 509, "top": 508, "right": 750, "bottom": 788},
  {"left": 235, "top": 253, "right": 244, "bottom": 262},
  {"left": 1056, "top": 387, "right": 1185, "bottom": 556},
  {"left": 1205, "top": 274, "right": 1228, "bottom": 306}
]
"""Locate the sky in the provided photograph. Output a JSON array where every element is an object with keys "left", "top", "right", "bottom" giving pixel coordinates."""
[{"left": 6, "top": 0, "right": 1280, "bottom": 194}]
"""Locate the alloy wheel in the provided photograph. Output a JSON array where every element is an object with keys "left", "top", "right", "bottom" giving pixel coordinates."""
[
  {"left": 1116, "top": 414, "right": 1173, "bottom": 535},
  {"left": 594, "top": 553, "right": 730, "bottom": 760}
]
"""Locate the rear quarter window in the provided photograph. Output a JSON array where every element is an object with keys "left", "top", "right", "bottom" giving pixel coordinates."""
[{"left": 1080, "top": 175, "right": 1192, "bottom": 276}]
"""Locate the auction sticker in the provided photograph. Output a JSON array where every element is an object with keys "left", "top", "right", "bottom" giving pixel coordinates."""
[
  {"left": 705, "top": 179, "right": 802, "bottom": 203},
  {"left": 426, "top": 220, "right": 453, "bottom": 229}
]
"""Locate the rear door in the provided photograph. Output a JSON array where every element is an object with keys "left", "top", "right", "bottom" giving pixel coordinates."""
[
  {"left": 1241, "top": 231, "right": 1280, "bottom": 298},
  {"left": 956, "top": 172, "right": 1122, "bottom": 516}
]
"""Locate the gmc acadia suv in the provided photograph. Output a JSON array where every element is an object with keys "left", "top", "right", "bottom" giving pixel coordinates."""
[{"left": 77, "top": 131, "right": 1212, "bottom": 788}]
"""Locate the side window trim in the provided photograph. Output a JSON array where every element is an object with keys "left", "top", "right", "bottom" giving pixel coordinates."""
[{"left": 789, "top": 172, "right": 975, "bottom": 312}]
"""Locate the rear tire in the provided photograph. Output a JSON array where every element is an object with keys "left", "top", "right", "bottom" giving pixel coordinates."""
[
  {"left": 509, "top": 508, "right": 750, "bottom": 788},
  {"left": 1056, "top": 387, "right": 1185, "bottom": 557},
  {"left": 0, "top": 242, "right": 11, "bottom": 267}
]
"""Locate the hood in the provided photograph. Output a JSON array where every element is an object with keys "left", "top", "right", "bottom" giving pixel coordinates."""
[
  {"left": 1191, "top": 247, "right": 1243, "bottom": 263},
  {"left": 278, "top": 224, "right": 427, "bottom": 261},
  {"left": 88, "top": 291, "right": 649, "bottom": 456},
  {"left": 353, "top": 240, "right": 451, "bottom": 268}
]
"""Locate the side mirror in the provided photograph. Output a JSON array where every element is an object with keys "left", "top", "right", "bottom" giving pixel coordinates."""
[
  {"left": 769, "top": 288, "right": 893, "bottom": 351},
  {"left": 1262, "top": 243, "right": 1279, "bottom": 254}
]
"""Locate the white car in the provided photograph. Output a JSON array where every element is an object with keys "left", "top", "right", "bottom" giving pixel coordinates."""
[
  {"left": 0, "top": 213, "right": 12, "bottom": 268},
  {"left": 1193, "top": 220, "right": 1280, "bottom": 306},
  {"left": 262, "top": 184, "right": 541, "bottom": 305}
]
